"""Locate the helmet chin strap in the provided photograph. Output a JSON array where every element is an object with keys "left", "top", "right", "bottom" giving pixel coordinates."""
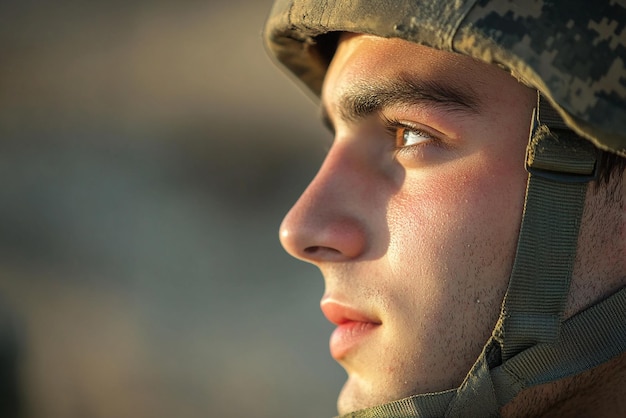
[
  {"left": 338, "top": 93, "right": 626, "bottom": 418},
  {"left": 495, "top": 91, "right": 598, "bottom": 362}
]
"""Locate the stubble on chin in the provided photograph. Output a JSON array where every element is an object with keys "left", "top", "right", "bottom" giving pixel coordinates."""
[{"left": 336, "top": 373, "right": 422, "bottom": 416}]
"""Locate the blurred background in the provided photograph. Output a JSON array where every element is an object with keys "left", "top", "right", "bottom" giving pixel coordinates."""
[{"left": 0, "top": 1, "right": 346, "bottom": 417}]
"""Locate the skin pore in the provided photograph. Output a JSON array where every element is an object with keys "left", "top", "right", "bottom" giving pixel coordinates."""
[{"left": 279, "top": 33, "right": 626, "bottom": 416}]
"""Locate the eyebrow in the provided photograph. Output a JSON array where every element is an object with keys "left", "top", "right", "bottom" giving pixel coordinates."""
[{"left": 321, "top": 72, "right": 480, "bottom": 130}]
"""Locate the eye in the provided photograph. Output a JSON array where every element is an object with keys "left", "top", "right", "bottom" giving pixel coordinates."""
[
  {"left": 395, "top": 126, "right": 434, "bottom": 148},
  {"left": 383, "top": 118, "right": 437, "bottom": 149},
  {"left": 382, "top": 118, "right": 449, "bottom": 164},
  {"left": 382, "top": 116, "right": 454, "bottom": 165}
]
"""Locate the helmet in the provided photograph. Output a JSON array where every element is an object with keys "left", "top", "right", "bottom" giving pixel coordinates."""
[
  {"left": 264, "top": 0, "right": 626, "bottom": 156},
  {"left": 264, "top": 1, "right": 626, "bottom": 416}
]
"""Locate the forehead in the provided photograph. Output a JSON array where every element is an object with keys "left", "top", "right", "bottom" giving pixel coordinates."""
[{"left": 322, "top": 34, "right": 526, "bottom": 109}]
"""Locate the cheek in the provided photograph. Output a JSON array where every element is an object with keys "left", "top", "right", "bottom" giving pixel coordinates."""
[
  {"left": 369, "top": 158, "right": 528, "bottom": 392},
  {"left": 385, "top": 164, "right": 526, "bottom": 303}
]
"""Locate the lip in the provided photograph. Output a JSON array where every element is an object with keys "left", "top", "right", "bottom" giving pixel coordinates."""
[{"left": 320, "top": 299, "right": 381, "bottom": 360}]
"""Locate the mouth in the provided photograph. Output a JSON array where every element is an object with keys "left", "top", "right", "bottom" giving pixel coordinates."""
[{"left": 321, "top": 299, "right": 381, "bottom": 360}]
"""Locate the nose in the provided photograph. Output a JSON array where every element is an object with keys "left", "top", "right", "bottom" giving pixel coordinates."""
[{"left": 279, "top": 143, "right": 369, "bottom": 263}]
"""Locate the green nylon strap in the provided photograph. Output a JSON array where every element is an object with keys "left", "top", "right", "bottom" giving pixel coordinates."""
[
  {"left": 444, "top": 339, "right": 501, "bottom": 417},
  {"left": 338, "top": 390, "right": 455, "bottom": 418},
  {"left": 494, "top": 94, "right": 598, "bottom": 361},
  {"left": 491, "top": 287, "right": 626, "bottom": 406}
]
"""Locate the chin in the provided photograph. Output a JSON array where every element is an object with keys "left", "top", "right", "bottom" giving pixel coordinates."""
[
  {"left": 337, "top": 374, "right": 417, "bottom": 415},
  {"left": 337, "top": 379, "right": 372, "bottom": 415}
]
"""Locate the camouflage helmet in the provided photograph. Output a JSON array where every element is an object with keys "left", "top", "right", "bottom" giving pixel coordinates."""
[{"left": 264, "top": 0, "right": 626, "bottom": 157}]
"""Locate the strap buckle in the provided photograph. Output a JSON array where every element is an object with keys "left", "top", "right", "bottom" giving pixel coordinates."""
[{"left": 525, "top": 106, "right": 599, "bottom": 184}]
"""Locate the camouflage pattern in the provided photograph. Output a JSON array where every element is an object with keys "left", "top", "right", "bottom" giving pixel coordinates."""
[{"left": 264, "top": 0, "right": 626, "bottom": 156}]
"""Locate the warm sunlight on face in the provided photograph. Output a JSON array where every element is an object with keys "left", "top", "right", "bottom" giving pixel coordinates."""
[{"left": 279, "top": 34, "right": 537, "bottom": 415}]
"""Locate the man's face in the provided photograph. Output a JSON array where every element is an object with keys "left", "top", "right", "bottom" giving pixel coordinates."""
[{"left": 279, "top": 34, "right": 536, "bottom": 414}]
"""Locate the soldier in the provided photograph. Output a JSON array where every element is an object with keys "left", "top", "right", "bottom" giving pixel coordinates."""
[{"left": 264, "top": 1, "right": 626, "bottom": 417}]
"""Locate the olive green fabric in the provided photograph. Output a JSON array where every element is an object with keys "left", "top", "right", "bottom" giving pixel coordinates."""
[
  {"left": 264, "top": 0, "right": 626, "bottom": 156},
  {"left": 491, "top": 288, "right": 626, "bottom": 407},
  {"left": 495, "top": 96, "right": 596, "bottom": 361},
  {"left": 338, "top": 390, "right": 456, "bottom": 418}
]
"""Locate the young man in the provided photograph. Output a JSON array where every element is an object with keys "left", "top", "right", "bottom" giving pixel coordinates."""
[{"left": 264, "top": 1, "right": 626, "bottom": 417}]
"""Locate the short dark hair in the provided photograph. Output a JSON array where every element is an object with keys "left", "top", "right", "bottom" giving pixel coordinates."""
[{"left": 597, "top": 151, "right": 626, "bottom": 185}]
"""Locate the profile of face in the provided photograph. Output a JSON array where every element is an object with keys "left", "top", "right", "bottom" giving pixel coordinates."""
[{"left": 279, "top": 34, "right": 537, "bottom": 414}]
